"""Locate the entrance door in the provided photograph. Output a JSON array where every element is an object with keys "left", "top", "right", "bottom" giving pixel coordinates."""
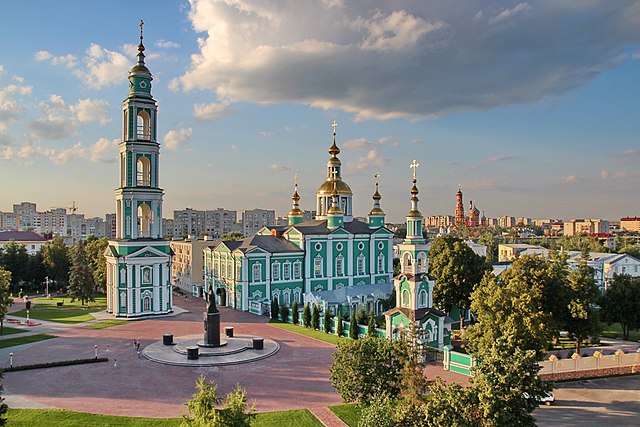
[{"left": 216, "top": 287, "right": 227, "bottom": 306}]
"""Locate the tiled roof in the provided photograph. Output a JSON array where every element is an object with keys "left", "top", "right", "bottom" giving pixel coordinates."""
[
  {"left": 308, "top": 283, "right": 393, "bottom": 304},
  {"left": 236, "top": 235, "right": 303, "bottom": 254},
  {"left": 288, "top": 218, "right": 386, "bottom": 236},
  {"left": 0, "top": 231, "right": 46, "bottom": 242}
]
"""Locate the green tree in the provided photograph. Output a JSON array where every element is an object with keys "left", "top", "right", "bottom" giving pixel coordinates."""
[
  {"left": 367, "top": 310, "right": 377, "bottom": 337},
  {"left": 329, "top": 335, "right": 409, "bottom": 404},
  {"left": 0, "top": 241, "right": 29, "bottom": 287},
  {"left": 478, "top": 231, "right": 500, "bottom": 264},
  {"left": 336, "top": 311, "right": 344, "bottom": 337},
  {"left": 0, "top": 370, "right": 7, "bottom": 426},
  {"left": 270, "top": 298, "right": 279, "bottom": 321},
  {"left": 0, "top": 268, "right": 14, "bottom": 333},
  {"left": 323, "top": 312, "right": 332, "bottom": 334},
  {"left": 399, "top": 321, "right": 430, "bottom": 406},
  {"left": 291, "top": 300, "right": 299, "bottom": 325},
  {"left": 218, "top": 385, "right": 255, "bottom": 426},
  {"left": 67, "top": 242, "right": 95, "bottom": 305},
  {"left": 565, "top": 253, "right": 601, "bottom": 353},
  {"left": 279, "top": 304, "right": 289, "bottom": 322},
  {"left": 312, "top": 304, "right": 320, "bottom": 330},
  {"left": 466, "top": 271, "right": 554, "bottom": 359},
  {"left": 302, "top": 304, "right": 311, "bottom": 328},
  {"left": 42, "top": 237, "right": 70, "bottom": 287},
  {"left": 221, "top": 232, "right": 244, "bottom": 241},
  {"left": 429, "top": 235, "right": 485, "bottom": 328},
  {"left": 85, "top": 236, "right": 108, "bottom": 292},
  {"left": 600, "top": 275, "right": 640, "bottom": 340},
  {"left": 356, "top": 307, "right": 367, "bottom": 325},
  {"left": 181, "top": 377, "right": 254, "bottom": 427},
  {"left": 427, "top": 379, "right": 481, "bottom": 427},
  {"left": 349, "top": 309, "right": 359, "bottom": 339},
  {"left": 26, "top": 252, "right": 47, "bottom": 290},
  {"left": 618, "top": 245, "right": 640, "bottom": 259}
]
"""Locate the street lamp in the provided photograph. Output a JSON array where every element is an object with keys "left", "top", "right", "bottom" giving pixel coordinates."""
[
  {"left": 94, "top": 344, "right": 98, "bottom": 359},
  {"left": 9, "top": 353, "right": 13, "bottom": 368},
  {"left": 45, "top": 276, "right": 49, "bottom": 298}
]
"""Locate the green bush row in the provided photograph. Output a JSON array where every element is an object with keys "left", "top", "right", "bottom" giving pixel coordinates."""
[{"left": 2, "top": 357, "right": 109, "bottom": 372}]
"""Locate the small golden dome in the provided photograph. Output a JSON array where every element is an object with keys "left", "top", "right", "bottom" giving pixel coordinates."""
[
  {"left": 369, "top": 207, "right": 385, "bottom": 215},
  {"left": 317, "top": 179, "right": 353, "bottom": 195},
  {"left": 406, "top": 209, "right": 423, "bottom": 218},
  {"left": 289, "top": 208, "right": 304, "bottom": 216}
]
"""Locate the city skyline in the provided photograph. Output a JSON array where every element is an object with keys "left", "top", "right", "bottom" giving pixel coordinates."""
[{"left": 1, "top": 1, "right": 639, "bottom": 223}]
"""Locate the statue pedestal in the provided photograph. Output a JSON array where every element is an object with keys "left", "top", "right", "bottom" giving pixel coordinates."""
[{"left": 199, "top": 312, "right": 226, "bottom": 348}]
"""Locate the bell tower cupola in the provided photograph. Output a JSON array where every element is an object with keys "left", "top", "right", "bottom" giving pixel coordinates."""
[
  {"left": 404, "top": 160, "right": 425, "bottom": 244},
  {"left": 316, "top": 121, "right": 353, "bottom": 222},
  {"left": 368, "top": 172, "right": 385, "bottom": 228},
  {"left": 288, "top": 174, "right": 304, "bottom": 226}
]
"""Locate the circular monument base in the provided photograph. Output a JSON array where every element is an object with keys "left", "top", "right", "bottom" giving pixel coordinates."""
[
  {"left": 143, "top": 334, "right": 279, "bottom": 367},
  {"left": 197, "top": 340, "right": 228, "bottom": 348}
]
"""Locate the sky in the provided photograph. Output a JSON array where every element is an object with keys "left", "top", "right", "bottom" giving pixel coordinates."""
[{"left": 1, "top": 0, "right": 639, "bottom": 223}]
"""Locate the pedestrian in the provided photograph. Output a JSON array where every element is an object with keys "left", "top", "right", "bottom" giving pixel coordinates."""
[
  {"left": 114, "top": 358, "right": 117, "bottom": 367},
  {"left": 137, "top": 350, "right": 140, "bottom": 358},
  {"left": 133, "top": 338, "right": 137, "bottom": 347},
  {"left": 136, "top": 341, "right": 140, "bottom": 352}
]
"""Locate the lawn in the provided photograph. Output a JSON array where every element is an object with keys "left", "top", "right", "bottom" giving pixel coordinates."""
[
  {"left": 601, "top": 323, "right": 640, "bottom": 342},
  {"left": 86, "top": 319, "right": 130, "bottom": 329},
  {"left": 0, "top": 326, "right": 27, "bottom": 336},
  {"left": 29, "top": 296, "right": 107, "bottom": 309},
  {"left": 329, "top": 404, "right": 362, "bottom": 427},
  {"left": 11, "top": 308, "right": 98, "bottom": 324},
  {"left": 268, "top": 319, "right": 343, "bottom": 345},
  {"left": 7, "top": 408, "right": 324, "bottom": 427},
  {"left": 0, "top": 333, "right": 56, "bottom": 349}
]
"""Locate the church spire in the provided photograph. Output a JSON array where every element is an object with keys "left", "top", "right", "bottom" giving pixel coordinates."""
[
  {"left": 327, "top": 170, "right": 344, "bottom": 228},
  {"left": 316, "top": 121, "right": 353, "bottom": 221},
  {"left": 288, "top": 174, "right": 304, "bottom": 226},
  {"left": 368, "top": 172, "right": 385, "bottom": 228},
  {"left": 405, "top": 160, "right": 425, "bottom": 244}
]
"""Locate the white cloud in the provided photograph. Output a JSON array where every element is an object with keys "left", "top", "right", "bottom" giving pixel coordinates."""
[
  {"left": 564, "top": 175, "right": 576, "bottom": 183},
  {"left": 0, "top": 142, "right": 87, "bottom": 165},
  {"left": 163, "top": 128, "right": 192, "bottom": 151},
  {"left": 0, "top": 67, "right": 32, "bottom": 131},
  {"left": 230, "top": 144, "right": 239, "bottom": 151},
  {"left": 267, "top": 163, "right": 292, "bottom": 172},
  {"left": 155, "top": 40, "right": 181, "bottom": 49},
  {"left": 90, "top": 138, "right": 119, "bottom": 163},
  {"left": 74, "top": 44, "right": 131, "bottom": 89},
  {"left": 343, "top": 138, "right": 370, "bottom": 151},
  {"left": 410, "top": 139, "right": 424, "bottom": 145},
  {"left": 193, "top": 102, "right": 231, "bottom": 121},
  {"left": 34, "top": 50, "right": 77, "bottom": 68},
  {"left": 601, "top": 170, "right": 629, "bottom": 181},
  {"left": 487, "top": 155, "right": 518, "bottom": 162},
  {"left": 349, "top": 147, "right": 388, "bottom": 170},
  {"left": 258, "top": 131, "right": 273, "bottom": 137},
  {"left": 175, "top": 1, "right": 640, "bottom": 120},
  {"left": 27, "top": 95, "right": 111, "bottom": 140}
]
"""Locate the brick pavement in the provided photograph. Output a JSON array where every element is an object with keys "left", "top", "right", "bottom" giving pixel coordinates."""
[{"left": 2, "top": 294, "right": 471, "bottom": 418}]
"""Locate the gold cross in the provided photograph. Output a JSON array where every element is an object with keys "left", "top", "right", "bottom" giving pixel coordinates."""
[
  {"left": 374, "top": 172, "right": 380, "bottom": 187},
  {"left": 140, "top": 20, "right": 144, "bottom": 40},
  {"left": 331, "top": 169, "right": 338, "bottom": 180},
  {"left": 294, "top": 174, "right": 299, "bottom": 187},
  {"left": 332, "top": 120, "right": 337, "bottom": 135},
  {"left": 410, "top": 160, "right": 420, "bottom": 180}
]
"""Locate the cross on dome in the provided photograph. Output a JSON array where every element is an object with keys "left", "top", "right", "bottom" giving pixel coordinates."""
[
  {"left": 410, "top": 160, "right": 420, "bottom": 181},
  {"left": 332, "top": 120, "right": 337, "bottom": 135}
]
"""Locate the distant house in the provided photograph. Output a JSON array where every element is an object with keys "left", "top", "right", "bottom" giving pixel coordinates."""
[{"left": 0, "top": 230, "right": 47, "bottom": 255}]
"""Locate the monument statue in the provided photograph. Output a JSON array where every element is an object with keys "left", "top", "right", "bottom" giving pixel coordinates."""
[{"left": 200, "top": 287, "right": 223, "bottom": 348}]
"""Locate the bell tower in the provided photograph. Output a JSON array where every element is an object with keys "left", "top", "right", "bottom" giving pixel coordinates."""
[{"left": 105, "top": 21, "right": 172, "bottom": 318}]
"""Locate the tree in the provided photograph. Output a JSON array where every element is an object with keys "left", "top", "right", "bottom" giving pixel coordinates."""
[
  {"left": 349, "top": 309, "right": 359, "bottom": 339},
  {"left": 67, "top": 242, "right": 95, "bottom": 305},
  {"left": 0, "top": 241, "right": 29, "bottom": 287},
  {"left": 429, "top": 235, "right": 485, "bottom": 328},
  {"left": 600, "top": 275, "right": 640, "bottom": 340},
  {"left": 181, "top": 376, "right": 254, "bottom": 427},
  {"left": 0, "top": 370, "right": 7, "bottom": 426},
  {"left": 42, "top": 237, "right": 70, "bottom": 287},
  {"left": 565, "top": 252, "right": 601, "bottom": 353},
  {"left": 302, "top": 304, "right": 311, "bottom": 328},
  {"left": 399, "top": 321, "right": 430, "bottom": 406},
  {"left": 0, "top": 268, "right": 14, "bottom": 333},
  {"left": 427, "top": 379, "right": 482, "bottom": 427},
  {"left": 221, "top": 232, "right": 244, "bottom": 241},
  {"left": 367, "top": 310, "right": 377, "bottom": 337},
  {"left": 329, "top": 335, "right": 409, "bottom": 404},
  {"left": 618, "top": 245, "right": 640, "bottom": 259},
  {"left": 270, "top": 298, "right": 279, "bottom": 321},
  {"left": 323, "top": 312, "right": 332, "bottom": 334},
  {"left": 312, "top": 304, "right": 320, "bottom": 330},
  {"left": 26, "top": 252, "right": 47, "bottom": 290},
  {"left": 85, "top": 236, "right": 108, "bottom": 292},
  {"left": 356, "top": 307, "right": 367, "bottom": 325},
  {"left": 279, "top": 304, "right": 289, "bottom": 322},
  {"left": 478, "top": 231, "right": 500, "bottom": 264},
  {"left": 336, "top": 311, "right": 344, "bottom": 337},
  {"left": 291, "top": 300, "right": 299, "bottom": 325}
]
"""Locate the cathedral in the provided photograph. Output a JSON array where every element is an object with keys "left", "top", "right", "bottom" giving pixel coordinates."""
[
  {"left": 203, "top": 123, "right": 395, "bottom": 316},
  {"left": 104, "top": 23, "right": 173, "bottom": 317}
]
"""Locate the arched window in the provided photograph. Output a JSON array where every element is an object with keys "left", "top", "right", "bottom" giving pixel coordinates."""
[
  {"left": 143, "top": 296, "right": 151, "bottom": 311},
  {"left": 401, "top": 289, "right": 410, "bottom": 307},
  {"left": 283, "top": 291, "right": 291, "bottom": 307},
  {"left": 283, "top": 262, "right": 291, "bottom": 280},
  {"left": 335, "top": 255, "right": 344, "bottom": 276},
  {"left": 252, "top": 263, "right": 261, "bottom": 282},
  {"left": 138, "top": 204, "right": 152, "bottom": 237},
  {"left": 293, "top": 261, "right": 302, "bottom": 280},
  {"left": 137, "top": 156, "right": 151, "bottom": 186},
  {"left": 137, "top": 110, "right": 151, "bottom": 140},
  {"left": 377, "top": 253, "right": 385, "bottom": 273},
  {"left": 403, "top": 252, "right": 412, "bottom": 271},
  {"left": 314, "top": 255, "right": 323, "bottom": 277},
  {"left": 294, "top": 291, "right": 301, "bottom": 303},
  {"left": 419, "top": 290, "right": 427, "bottom": 308},
  {"left": 357, "top": 253, "right": 365, "bottom": 275},
  {"left": 272, "top": 262, "right": 280, "bottom": 281},
  {"left": 418, "top": 252, "right": 427, "bottom": 272}
]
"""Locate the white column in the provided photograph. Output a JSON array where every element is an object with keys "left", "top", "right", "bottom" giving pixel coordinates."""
[
  {"left": 127, "top": 264, "right": 133, "bottom": 315},
  {"left": 387, "top": 236, "right": 393, "bottom": 278},
  {"left": 347, "top": 235, "right": 354, "bottom": 287},
  {"left": 327, "top": 239, "right": 333, "bottom": 291},
  {"left": 153, "top": 263, "right": 160, "bottom": 312},
  {"left": 370, "top": 237, "right": 375, "bottom": 283}
]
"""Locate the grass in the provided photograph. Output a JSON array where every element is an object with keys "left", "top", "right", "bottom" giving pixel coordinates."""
[
  {"left": 268, "top": 319, "right": 344, "bottom": 345},
  {"left": 7, "top": 408, "right": 324, "bottom": 427},
  {"left": 86, "top": 319, "right": 130, "bottom": 329},
  {"left": 0, "top": 326, "right": 27, "bottom": 336},
  {"left": 0, "top": 333, "right": 56, "bottom": 349},
  {"left": 329, "top": 404, "right": 362, "bottom": 427},
  {"left": 29, "top": 296, "right": 107, "bottom": 309},
  {"left": 11, "top": 308, "right": 98, "bottom": 324},
  {"left": 601, "top": 323, "right": 640, "bottom": 342}
]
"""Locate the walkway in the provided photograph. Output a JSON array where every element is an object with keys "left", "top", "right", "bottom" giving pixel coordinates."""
[{"left": 308, "top": 407, "right": 348, "bottom": 427}]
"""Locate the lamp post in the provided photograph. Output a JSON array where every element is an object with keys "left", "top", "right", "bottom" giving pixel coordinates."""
[
  {"left": 45, "top": 276, "right": 49, "bottom": 298},
  {"left": 94, "top": 344, "right": 98, "bottom": 359},
  {"left": 9, "top": 353, "right": 13, "bottom": 368}
]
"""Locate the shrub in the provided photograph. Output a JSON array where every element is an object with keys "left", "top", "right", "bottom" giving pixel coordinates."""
[
  {"left": 312, "top": 304, "right": 320, "bottom": 330},
  {"left": 336, "top": 312, "right": 344, "bottom": 337},
  {"left": 280, "top": 305, "right": 290, "bottom": 323},
  {"left": 324, "top": 313, "right": 332, "bottom": 334},
  {"left": 368, "top": 310, "right": 378, "bottom": 337},
  {"left": 356, "top": 307, "right": 367, "bottom": 325},
  {"left": 303, "top": 304, "right": 311, "bottom": 328},
  {"left": 271, "top": 298, "right": 279, "bottom": 321},
  {"left": 291, "top": 301, "right": 299, "bottom": 325},
  {"left": 3, "top": 357, "right": 109, "bottom": 372},
  {"left": 350, "top": 310, "right": 359, "bottom": 340}
]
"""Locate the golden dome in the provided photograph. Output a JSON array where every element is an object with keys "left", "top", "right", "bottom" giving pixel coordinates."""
[
  {"left": 317, "top": 179, "right": 353, "bottom": 195},
  {"left": 369, "top": 207, "right": 385, "bottom": 215},
  {"left": 289, "top": 208, "right": 304, "bottom": 216},
  {"left": 406, "top": 209, "right": 423, "bottom": 218}
]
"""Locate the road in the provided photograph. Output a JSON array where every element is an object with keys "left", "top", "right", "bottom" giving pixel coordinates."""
[{"left": 535, "top": 375, "right": 640, "bottom": 426}]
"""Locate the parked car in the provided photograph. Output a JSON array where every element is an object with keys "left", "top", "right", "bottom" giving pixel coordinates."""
[{"left": 523, "top": 391, "right": 555, "bottom": 406}]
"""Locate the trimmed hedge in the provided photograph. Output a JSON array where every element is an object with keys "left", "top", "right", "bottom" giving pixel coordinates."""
[{"left": 2, "top": 357, "right": 109, "bottom": 372}]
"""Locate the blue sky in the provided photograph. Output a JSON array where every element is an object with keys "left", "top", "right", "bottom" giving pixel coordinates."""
[{"left": 1, "top": 0, "right": 639, "bottom": 223}]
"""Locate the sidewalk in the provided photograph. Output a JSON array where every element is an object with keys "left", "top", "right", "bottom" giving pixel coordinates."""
[{"left": 308, "top": 407, "right": 348, "bottom": 427}]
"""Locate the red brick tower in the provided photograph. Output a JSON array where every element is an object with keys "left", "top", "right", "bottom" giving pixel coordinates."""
[{"left": 454, "top": 189, "right": 466, "bottom": 228}]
